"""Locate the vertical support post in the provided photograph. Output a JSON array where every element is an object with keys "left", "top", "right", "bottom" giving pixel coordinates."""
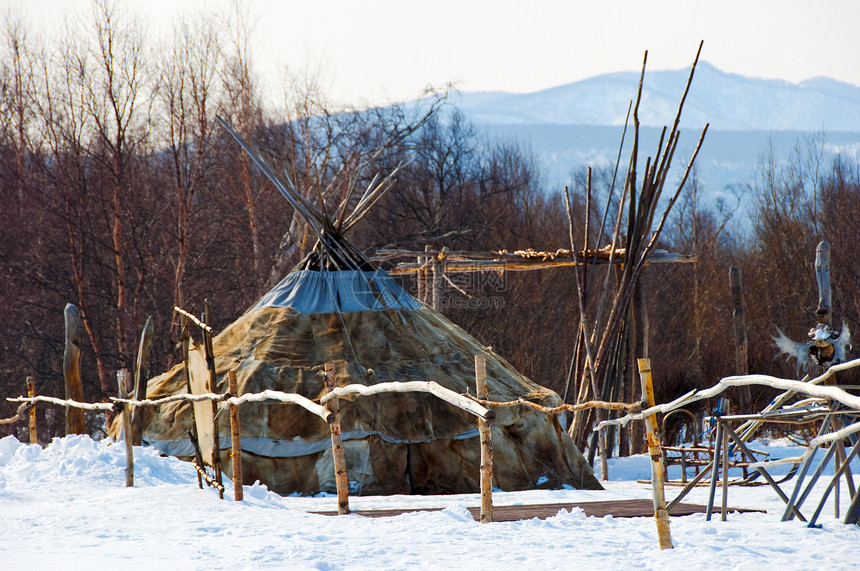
[
  {"left": 418, "top": 245, "right": 431, "bottom": 303},
  {"left": 203, "top": 300, "right": 224, "bottom": 499},
  {"left": 431, "top": 247, "right": 447, "bottom": 310},
  {"left": 117, "top": 369, "right": 134, "bottom": 487},
  {"left": 475, "top": 354, "right": 494, "bottom": 524},
  {"left": 720, "top": 405, "right": 731, "bottom": 521},
  {"left": 706, "top": 417, "right": 723, "bottom": 521},
  {"left": 834, "top": 446, "right": 843, "bottom": 519},
  {"left": 324, "top": 362, "right": 350, "bottom": 515},
  {"left": 844, "top": 485, "right": 860, "bottom": 525},
  {"left": 228, "top": 369, "right": 243, "bottom": 502},
  {"left": 729, "top": 268, "right": 752, "bottom": 413},
  {"left": 637, "top": 359, "right": 673, "bottom": 549},
  {"left": 63, "top": 303, "right": 86, "bottom": 435},
  {"left": 131, "top": 316, "right": 154, "bottom": 446},
  {"left": 815, "top": 241, "right": 831, "bottom": 324},
  {"left": 26, "top": 376, "right": 37, "bottom": 444}
]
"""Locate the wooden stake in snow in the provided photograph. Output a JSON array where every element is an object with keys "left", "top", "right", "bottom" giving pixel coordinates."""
[
  {"left": 63, "top": 304, "right": 85, "bottom": 435},
  {"left": 324, "top": 363, "right": 350, "bottom": 515},
  {"left": 228, "top": 369, "right": 243, "bottom": 502},
  {"left": 637, "top": 358, "right": 673, "bottom": 549},
  {"left": 117, "top": 369, "right": 134, "bottom": 487},
  {"left": 26, "top": 376, "right": 37, "bottom": 444},
  {"left": 475, "top": 354, "right": 494, "bottom": 523}
]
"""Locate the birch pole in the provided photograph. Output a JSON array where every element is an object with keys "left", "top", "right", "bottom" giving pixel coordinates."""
[
  {"left": 228, "top": 369, "right": 243, "bottom": 501},
  {"left": 475, "top": 354, "right": 494, "bottom": 523},
  {"left": 324, "top": 362, "right": 350, "bottom": 515},
  {"left": 117, "top": 369, "right": 134, "bottom": 487},
  {"left": 637, "top": 358, "right": 673, "bottom": 549}
]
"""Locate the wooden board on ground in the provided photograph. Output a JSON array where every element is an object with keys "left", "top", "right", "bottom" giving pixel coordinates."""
[{"left": 314, "top": 499, "right": 764, "bottom": 521}]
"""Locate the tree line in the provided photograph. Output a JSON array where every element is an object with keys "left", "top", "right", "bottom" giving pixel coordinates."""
[{"left": 1, "top": 2, "right": 858, "bottom": 451}]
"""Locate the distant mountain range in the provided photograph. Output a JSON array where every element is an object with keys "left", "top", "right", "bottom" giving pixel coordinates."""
[
  {"left": 441, "top": 62, "right": 860, "bottom": 218},
  {"left": 452, "top": 62, "right": 860, "bottom": 132}
]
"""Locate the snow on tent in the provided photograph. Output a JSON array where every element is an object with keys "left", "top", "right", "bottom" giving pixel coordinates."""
[{"left": 121, "top": 118, "right": 601, "bottom": 495}]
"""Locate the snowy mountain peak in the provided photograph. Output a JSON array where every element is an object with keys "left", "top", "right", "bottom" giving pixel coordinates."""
[{"left": 451, "top": 62, "right": 860, "bottom": 133}]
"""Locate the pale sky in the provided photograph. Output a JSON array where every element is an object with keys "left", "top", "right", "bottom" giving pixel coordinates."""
[{"left": 15, "top": 0, "right": 860, "bottom": 108}]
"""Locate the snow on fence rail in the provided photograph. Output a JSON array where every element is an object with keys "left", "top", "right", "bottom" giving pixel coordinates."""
[
  {"left": 596, "top": 357, "right": 860, "bottom": 431},
  {"left": 595, "top": 359, "right": 860, "bottom": 497},
  {"left": 320, "top": 381, "right": 493, "bottom": 421}
]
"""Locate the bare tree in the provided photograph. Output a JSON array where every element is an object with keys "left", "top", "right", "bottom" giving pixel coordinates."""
[{"left": 157, "top": 15, "right": 223, "bottom": 347}]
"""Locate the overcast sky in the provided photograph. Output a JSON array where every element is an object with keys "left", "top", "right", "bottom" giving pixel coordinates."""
[{"left": 18, "top": 0, "right": 860, "bottom": 107}]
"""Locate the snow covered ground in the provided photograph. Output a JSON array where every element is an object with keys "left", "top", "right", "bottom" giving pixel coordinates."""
[{"left": 1, "top": 435, "right": 858, "bottom": 570}]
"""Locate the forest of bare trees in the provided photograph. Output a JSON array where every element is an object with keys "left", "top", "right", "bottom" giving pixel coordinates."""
[{"left": 2, "top": 2, "right": 859, "bottom": 456}]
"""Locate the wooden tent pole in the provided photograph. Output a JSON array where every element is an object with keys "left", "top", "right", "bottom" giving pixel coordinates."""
[
  {"left": 324, "top": 363, "right": 350, "bottom": 515},
  {"left": 637, "top": 358, "right": 673, "bottom": 549},
  {"left": 26, "top": 376, "right": 37, "bottom": 444},
  {"left": 228, "top": 369, "right": 243, "bottom": 501},
  {"left": 117, "top": 369, "right": 134, "bottom": 487},
  {"left": 475, "top": 354, "right": 494, "bottom": 523}
]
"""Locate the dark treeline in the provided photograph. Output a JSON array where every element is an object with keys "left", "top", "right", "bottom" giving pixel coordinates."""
[{"left": 2, "top": 2, "right": 859, "bottom": 451}]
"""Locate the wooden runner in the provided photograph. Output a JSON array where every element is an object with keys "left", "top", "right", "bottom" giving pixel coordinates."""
[{"left": 314, "top": 499, "right": 763, "bottom": 521}]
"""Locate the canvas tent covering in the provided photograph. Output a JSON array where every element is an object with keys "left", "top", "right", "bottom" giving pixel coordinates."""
[{"left": 120, "top": 117, "right": 601, "bottom": 495}]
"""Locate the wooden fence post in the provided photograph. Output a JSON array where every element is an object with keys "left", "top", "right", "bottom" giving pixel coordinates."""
[
  {"left": 117, "top": 369, "right": 134, "bottom": 487},
  {"left": 324, "top": 362, "right": 350, "bottom": 515},
  {"left": 637, "top": 358, "right": 673, "bottom": 549},
  {"left": 26, "top": 376, "right": 37, "bottom": 444},
  {"left": 431, "top": 250, "right": 441, "bottom": 310},
  {"left": 63, "top": 304, "right": 86, "bottom": 435},
  {"left": 475, "top": 354, "right": 494, "bottom": 523},
  {"left": 131, "top": 316, "right": 153, "bottom": 446},
  {"left": 418, "top": 245, "right": 430, "bottom": 303},
  {"left": 228, "top": 369, "right": 243, "bottom": 502}
]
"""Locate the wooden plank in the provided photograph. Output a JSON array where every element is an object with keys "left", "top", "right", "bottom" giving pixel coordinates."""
[
  {"left": 386, "top": 252, "right": 696, "bottom": 275},
  {"left": 187, "top": 344, "right": 216, "bottom": 469},
  {"left": 63, "top": 304, "right": 86, "bottom": 435},
  {"left": 131, "top": 316, "right": 154, "bottom": 446},
  {"left": 314, "top": 499, "right": 762, "bottom": 521},
  {"left": 203, "top": 300, "right": 224, "bottom": 499}
]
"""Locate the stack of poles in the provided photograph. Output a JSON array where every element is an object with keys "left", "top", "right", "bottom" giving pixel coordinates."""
[{"left": 565, "top": 43, "right": 709, "bottom": 474}]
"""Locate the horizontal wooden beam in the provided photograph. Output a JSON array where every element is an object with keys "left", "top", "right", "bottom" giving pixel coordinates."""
[{"left": 375, "top": 249, "right": 695, "bottom": 275}]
